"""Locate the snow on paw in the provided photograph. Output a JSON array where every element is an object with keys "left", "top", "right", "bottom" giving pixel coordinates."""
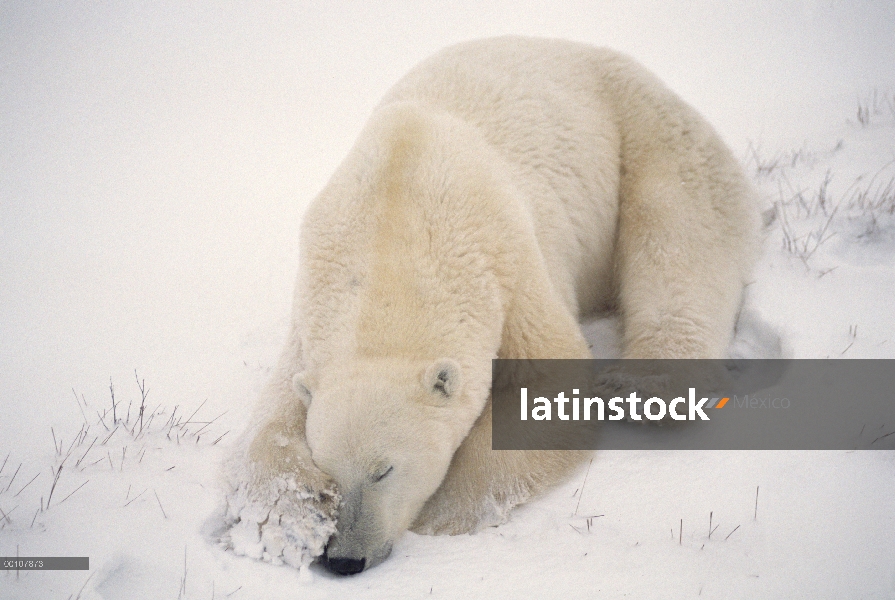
[{"left": 220, "top": 460, "right": 339, "bottom": 572}]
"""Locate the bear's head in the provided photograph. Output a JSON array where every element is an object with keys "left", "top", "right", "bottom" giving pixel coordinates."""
[{"left": 297, "top": 357, "right": 468, "bottom": 574}]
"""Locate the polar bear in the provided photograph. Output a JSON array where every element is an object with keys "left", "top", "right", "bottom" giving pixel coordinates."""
[{"left": 222, "top": 36, "right": 759, "bottom": 575}]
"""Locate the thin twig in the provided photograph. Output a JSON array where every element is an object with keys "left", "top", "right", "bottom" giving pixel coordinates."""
[
  {"left": 71, "top": 571, "right": 95, "bottom": 600},
  {"left": 13, "top": 472, "right": 40, "bottom": 497},
  {"left": 62, "top": 427, "right": 82, "bottom": 462},
  {"left": 123, "top": 488, "right": 147, "bottom": 508},
  {"left": 75, "top": 437, "right": 98, "bottom": 468},
  {"left": 96, "top": 409, "right": 110, "bottom": 431},
  {"left": 154, "top": 489, "right": 167, "bottom": 519},
  {"left": 110, "top": 377, "right": 118, "bottom": 424},
  {"left": 135, "top": 370, "right": 149, "bottom": 434},
  {"left": 73, "top": 388, "right": 89, "bottom": 425},
  {"left": 181, "top": 399, "right": 207, "bottom": 429},
  {"left": 193, "top": 411, "right": 228, "bottom": 436},
  {"left": 574, "top": 457, "right": 594, "bottom": 517},
  {"left": 101, "top": 425, "right": 119, "bottom": 445},
  {"left": 3, "top": 463, "right": 22, "bottom": 493},
  {"left": 178, "top": 546, "right": 187, "bottom": 599},
  {"left": 0, "top": 504, "right": 15, "bottom": 524},
  {"left": 46, "top": 465, "right": 63, "bottom": 508},
  {"left": 57, "top": 480, "right": 89, "bottom": 505}
]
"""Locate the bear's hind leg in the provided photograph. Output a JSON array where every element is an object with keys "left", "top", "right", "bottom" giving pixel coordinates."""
[{"left": 615, "top": 150, "right": 756, "bottom": 359}]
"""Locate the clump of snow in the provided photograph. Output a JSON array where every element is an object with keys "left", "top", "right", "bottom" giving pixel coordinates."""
[{"left": 218, "top": 455, "right": 339, "bottom": 575}]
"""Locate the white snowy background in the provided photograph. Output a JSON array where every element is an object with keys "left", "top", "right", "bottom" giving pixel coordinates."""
[{"left": 2, "top": 1, "right": 894, "bottom": 598}]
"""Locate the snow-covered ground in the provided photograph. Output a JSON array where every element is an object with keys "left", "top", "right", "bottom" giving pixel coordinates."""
[{"left": 2, "top": 2, "right": 893, "bottom": 598}]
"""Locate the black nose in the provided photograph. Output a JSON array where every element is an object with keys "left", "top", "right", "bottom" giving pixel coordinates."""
[{"left": 323, "top": 556, "right": 366, "bottom": 575}]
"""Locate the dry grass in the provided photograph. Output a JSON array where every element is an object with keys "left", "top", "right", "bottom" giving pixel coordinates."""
[
  {"left": 0, "top": 371, "right": 225, "bottom": 534},
  {"left": 852, "top": 89, "right": 895, "bottom": 128}
]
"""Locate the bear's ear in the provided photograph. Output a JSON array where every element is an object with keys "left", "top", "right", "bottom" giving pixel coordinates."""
[
  {"left": 423, "top": 359, "right": 462, "bottom": 400},
  {"left": 291, "top": 372, "right": 313, "bottom": 408}
]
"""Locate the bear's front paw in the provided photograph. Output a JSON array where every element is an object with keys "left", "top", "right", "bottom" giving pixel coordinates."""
[{"left": 220, "top": 458, "right": 339, "bottom": 575}]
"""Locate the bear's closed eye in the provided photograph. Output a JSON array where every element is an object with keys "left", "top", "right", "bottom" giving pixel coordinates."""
[{"left": 373, "top": 466, "right": 394, "bottom": 483}]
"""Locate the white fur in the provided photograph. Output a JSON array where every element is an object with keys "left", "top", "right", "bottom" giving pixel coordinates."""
[{"left": 222, "top": 36, "right": 759, "bottom": 572}]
